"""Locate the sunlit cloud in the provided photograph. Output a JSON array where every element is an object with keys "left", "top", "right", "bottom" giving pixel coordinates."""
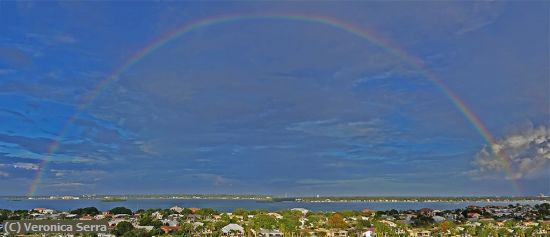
[{"left": 471, "top": 124, "right": 549, "bottom": 180}]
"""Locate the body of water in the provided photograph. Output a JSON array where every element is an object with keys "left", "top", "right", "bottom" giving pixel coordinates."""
[{"left": 0, "top": 199, "right": 544, "bottom": 212}]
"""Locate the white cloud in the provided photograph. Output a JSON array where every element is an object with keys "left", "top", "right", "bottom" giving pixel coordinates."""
[
  {"left": 0, "top": 171, "right": 9, "bottom": 177},
  {"left": 454, "top": 1, "right": 503, "bottom": 35},
  {"left": 471, "top": 124, "right": 549, "bottom": 180},
  {"left": 25, "top": 32, "right": 77, "bottom": 45},
  {"left": 286, "top": 119, "right": 382, "bottom": 138},
  {"left": 53, "top": 34, "right": 77, "bottom": 44},
  {"left": 13, "top": 162, "right": 39, "bottom": 170}
]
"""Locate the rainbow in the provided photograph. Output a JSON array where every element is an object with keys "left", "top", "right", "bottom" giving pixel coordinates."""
[{"left": 27, "top": 12, "right": 521, "bottom": 196}]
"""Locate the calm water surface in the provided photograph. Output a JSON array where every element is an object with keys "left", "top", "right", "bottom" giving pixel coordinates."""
[{"left": 0, "top": 199, "right": 543, "bottom": 212}]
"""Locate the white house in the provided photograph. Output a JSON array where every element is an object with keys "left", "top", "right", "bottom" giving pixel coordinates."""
[
  {"left": 258, "top": 229, "right": 284, "bottom": 237},
  {"left": 221, "top": 223, "right": 245, "bottom": 236},
  {"left": 362, "top": 230, "right": 374, "bottom": 237},
  {"left": 170, "top": 206, "right": 184, "bottom": 213}
]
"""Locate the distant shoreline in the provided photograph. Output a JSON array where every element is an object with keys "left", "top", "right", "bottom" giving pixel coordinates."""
[
  {"left": 1, "top": 197, "right": 548, "bottom": 212},
  {"left": 2, "top": 194, "right": 548, "bottom": 203}
]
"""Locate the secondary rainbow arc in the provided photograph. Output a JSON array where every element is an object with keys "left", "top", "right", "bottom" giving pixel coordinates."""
[{"left": 27, "top": 13, "right": 521, "bottom": 196}]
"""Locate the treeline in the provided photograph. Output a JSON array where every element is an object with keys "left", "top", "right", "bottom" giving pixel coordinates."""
[{"left": 274, "top": 196, "right": 550, "bottom": 202}]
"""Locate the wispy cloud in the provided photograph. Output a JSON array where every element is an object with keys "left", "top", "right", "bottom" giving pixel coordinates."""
[
  {"left": 25, "top": 33, "right": 77, "bottom": 45},
  {"left": 453, "top": 1, "right": 502, "bottom": 35},
  {"left": 13, "top": 162, "right": 39, "bottom": 170},
  {"left": 287, "top": 119, "right": 382, "bottom": 138}
]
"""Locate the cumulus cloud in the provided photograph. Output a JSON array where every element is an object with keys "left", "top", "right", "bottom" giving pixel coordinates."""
[{"left": 471, "top": 125, "right": 549, "bottom": 180}]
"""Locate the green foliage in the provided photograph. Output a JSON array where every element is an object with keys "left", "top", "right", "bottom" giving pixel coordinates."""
[
  {"left": 120, "top": 229, "right": 151, "bottom": 237},
  {"left": 251, "top": 214, "right": 278, "bottom": 230},
  {"left": 110, "top": 207, "right": 133, "bottom": 215},
  {"left": 135, "top": 209, "right": 145, "bottom": 214},
  {"left": 13, "top": 210, "right": 28, "bottom": 215},
  {"left": 0, "top": 209, "right": 11, "bottom": 215},
  {"left": 112, "top": 221, "right": 134, "bottom": 236},
  {"left": 70, "top": 207, "right": 100, "bottom": 216},
  {"left": 337, "top": 210, "right": 362, "bottom": 217},
  {"left": 233, "top": 208, "right": 248, "bottom": 216},
  {"left": 149, "top": 227, "right": 165, "bottom": 236},
  {"left": 180, "top": 222, "right": 194, "bottom": 235},
  {"left": 1, "top": 203, "right": 548, "bottom": 236},
  {"left": 278, "top": 213, "right": 300, "bottom": 233},
  {"left": 138, "top": 214, "right": 153, "bottom": 226},
  {"left": 248, "top": 209, "right": 269, "bottom": 215},
  {"left": 355, "top": 219, "right": 372, "bottom": 229},
  {"left": 214, "top": 219, "right": 230, "bottom": 231},
  {"left": 412, "top": 216, "right": 435, "bottom": 227},
  {"left": 151, "top": 220, "right": 163, "bottom": 228},
  {"left": 181, "top": 208, "right": 194, "bottom": 215},
  {"left": 536, "top": 203, "right": 550, "bottom": 217},
  {"left": 137, "top": 213, "right": 163, "bottom": 228},
  {"left": 196, "top": 208, "right": 218, "bottom": 216},
  {"left": 328, "top": 213, "right": 348, "bottom": 229}
]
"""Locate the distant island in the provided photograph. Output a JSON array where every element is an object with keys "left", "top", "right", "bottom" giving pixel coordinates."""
[{"left": 101, "top": 197, "right": 128, "bottom": 202}]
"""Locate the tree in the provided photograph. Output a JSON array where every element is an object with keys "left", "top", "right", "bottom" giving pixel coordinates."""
[
  {"left": 71, "top": 207, "right": 100, "bottom": 216},
  {"left": 110, "top": 207, "right": 132, "bottom": 215},
  {"left": 233, "top": 208, "right": 248, "bottom": 216},
  {"left": 133, "top": 229, "right": 152, "bottom": 237},
  {"left": 121, "top": 231, "right": 136, "bottom": 237},
  {"left": 180, "top": 222, "right": 194, "bottom": 235},
  {"left": 356, "top": 219, "right": 372, "bottom": 229},
  {"left": 120, "top": 230, "right": 152, "bottom": 237},
  {"left": 278, "top": 215, "right": 300, "bottom": 235},
  {"left": 13, "top": 210, "right": 28, "bottom": 219},
  {"left": 135, "top": 209, "right": 145, "bottom": 214},
  {"left": 181, "top": 208, "right": 194, "bottom": 215},
  {"left": 328, "top": 213, "right": 347, "bottom": 229},
  {"left": 138, "top": 214, "right": 153, "bottom": 226},
  {"left": 439, "top": 220, "right": 455, "bottom": 233},
  {"left": 412, "top": 216, "right": 434, "bottom": 227},
  {"left": 112, "top": 221, "right": 134, "bottom": 236},
  {"left": 388, "top": 209, "right": 399, "bottom": 216},
  {"left": 251, "top": 214, "right": 278, "bottom": 230},
  {"left": 196, "top": 208, "right": 218, "bottom": 216},
  {"left": 149, "top": 227, "right": 164, "bottom": 236}
]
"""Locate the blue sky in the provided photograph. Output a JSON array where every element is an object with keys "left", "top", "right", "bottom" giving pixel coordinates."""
[{"left": 0, "top": 1, "right": 548, "bottom": 196}]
